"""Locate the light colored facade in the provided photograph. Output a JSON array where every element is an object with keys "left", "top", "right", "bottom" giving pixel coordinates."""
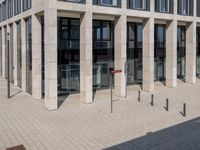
[{"left": 0, "top": 0, "right": 200, "bottom": 110}]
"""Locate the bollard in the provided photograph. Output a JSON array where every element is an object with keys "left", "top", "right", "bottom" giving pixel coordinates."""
[
  {"left": 151, "top": 94, "right": 154, "bottom": 106},
  {"left": 138, "top": 90, "right": 141, "bottom": 102},
  {"left": 183, "top": 103, "right": 186, "bottom": 117},
  {"left": 165, "top": 98, "right": 169, "bottom": 111}
]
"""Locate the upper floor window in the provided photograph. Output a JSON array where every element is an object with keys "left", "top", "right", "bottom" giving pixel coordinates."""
[
  {"left": 93, "top": 0, "right": 121, "bottom": 7},
  {"left": 14, "top": 0, "right": 21, "bottom": 15},
  {"left": 61, "top": 0, "right": 85, "bottom": 3},
  {"left": 197, "top": 0, "right": 200, "bottom": 16},
  {"left": 23, "top": 0, "right": 31, "bottom": 11},
  {"left": 128, "top": 0, "right": 149, "bottom": 10},
  {"left": 178, "top": 0, "right": 193, "bottom": 16},
  {"left": 8, "top": 0, "right": 13, "bottom": 18},
  {"left": 155, "top": 0, "right": 173, "bottom": 13}
]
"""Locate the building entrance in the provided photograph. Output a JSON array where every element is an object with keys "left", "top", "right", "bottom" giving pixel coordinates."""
[
  {"left": 127, "top": 22, "right": 143, "bottom": 85},
  {"left": 93, "top": 20, "right": 114, "bottom": 90},
  {"left": 154, "top": 24, "right": 166, "bottom": 81},
  {"left": 197, "top": 27, "right": 200, "bottom": 77},
  {"left": 177, "top": 26, "right": 186, "bottom": 79},
  {"left": 58, "top": 18, "right": 80, "bottom": 96}
]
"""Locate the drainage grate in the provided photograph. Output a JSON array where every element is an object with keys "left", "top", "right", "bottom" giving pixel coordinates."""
[{"left": 6, "top": 144, "right": 26, "bottom": 150}]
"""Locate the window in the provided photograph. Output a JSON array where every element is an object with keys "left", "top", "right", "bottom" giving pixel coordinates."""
[
  {"left": 62, "top": 0, "right": 85, "bottom": 3},
  {"left": 2, "top": 1, "right": 7, "bottom": 21},
  {"left": 93, "top": 0, "right": 120, "bottom": 7},
  {"left": 155, "top": 0, "right": 172, "bottom": 12},
  {"left": 23, "top": 0, "right": 31, "bottom": 11},
  {"left": 14, "top": 0, "right": 21, "bottom": 15},
  {"left": 128, "top": 0, "right": 149, "bottom": 10},
  {"left": 0, "top": 4, "right": 2, "bottom": 22},
  {"left": 197, "top": 0, "right": 200, "bottom": 16},
  {"left": 8, "top": 0, "right": 13, "bottom": 18},
  {"left": 178, "top": 0, "right": 193, "bottom": 16}
]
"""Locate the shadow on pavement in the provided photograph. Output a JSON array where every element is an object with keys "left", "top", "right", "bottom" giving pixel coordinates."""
[{"left": 104, "top": 117, "right": 200, "bottom": 150}]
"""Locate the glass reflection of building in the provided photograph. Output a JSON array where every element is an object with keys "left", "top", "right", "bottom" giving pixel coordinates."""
[
  {"left": 197, "top": 27, "right": 200, "bottom": 77},
  {"left": 154, "top": 24, "right": 166, "bottom": 81},
  {"left": 58, "top": 17, "right": 80, "bottom": 96},
  {"left": 177, "top": 26, "right": 186, "bottom": 79},
  {"left": 93, "top": 20, "right": 114, "bottom": 90},
  {"left": 127, "top": 23, "right": 143, "bottom": 85}
]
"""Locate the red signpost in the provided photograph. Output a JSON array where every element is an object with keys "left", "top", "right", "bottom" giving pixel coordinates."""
[{"left": 110, "top": 69, "right": 122, "bottom": 113}]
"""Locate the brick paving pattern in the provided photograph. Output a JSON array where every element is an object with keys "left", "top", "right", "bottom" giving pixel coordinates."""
[{"left": 0, "top": 78, "right": 200, "bottom": 150}]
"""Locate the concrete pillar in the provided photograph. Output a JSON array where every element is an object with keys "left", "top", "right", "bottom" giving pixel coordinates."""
[
  {"left": 13, "top": 22, "right": 18, "bottom": 86},
  {"left": 32, "top": 15, "right": 42, "bottom": 100},
  {"left": 114, "top": 15, "right": 127, "bottom": 98},
  {"left": 186, "top": 22, "right": 196, "bottom": 84},
  {"left": 2, "top": 27, "right": 5, "bottom": 78},
  {"left": 166, "top": 20, "right": 177, "bottom": 88},
  {"left": 44, "top": 1, "right": 58, "bottom": 110},
  {"left": 21, "top": 19, "right": 27, "bottom": 92},
  {"left": 80, "top": 11, "right": 93, "bottom": 104},
  {"left": 143, "top": 18, "right": 154, "bottom": 92}
]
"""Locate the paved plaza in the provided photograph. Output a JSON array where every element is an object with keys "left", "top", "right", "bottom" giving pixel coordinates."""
[{"left": 0, "top": 78, "right": 200, "bottom": 150}]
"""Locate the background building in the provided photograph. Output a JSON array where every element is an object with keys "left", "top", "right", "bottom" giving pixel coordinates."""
[{"left": 0, "top": 0, "right": 199, "bottom": 110}]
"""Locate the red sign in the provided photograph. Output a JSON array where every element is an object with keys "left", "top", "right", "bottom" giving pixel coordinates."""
[{"left": 111, "top": 70, "right": 122, "bottom": 74}]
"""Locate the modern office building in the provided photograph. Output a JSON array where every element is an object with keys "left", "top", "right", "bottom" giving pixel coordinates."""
[{"left": 0, "top": 0, "right": 199, "bottom": 110}]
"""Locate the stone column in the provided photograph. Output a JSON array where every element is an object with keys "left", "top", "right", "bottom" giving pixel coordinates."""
[
  {"left": 114, "top": 15, "right": 127, "bottom": 98},
  {"left": 2, "top": 27, "right": 5, "bottom": 78},
  {"left": 80, "top": 11, "right": 93, "bottom": 104},
  {"left": 186, "top": 22, "right": 196, "bottom": 84},
  {"left": 13, "top": 22, "right": 18, "bottom": 86},
  {"left": 44, "top": 1, "right": 58, "bottom": 110},
  {"left": 166, "top": 20, "right": 177, "bottom": 88},
  {"left": 21, "top": 19, "right": 27, "bottom": 92},
  {"left": 32, "top": 15, "right": 42, "bottom": 100},
  {"left": 143, "top": 18, "right": 154, "bottom": 92}
]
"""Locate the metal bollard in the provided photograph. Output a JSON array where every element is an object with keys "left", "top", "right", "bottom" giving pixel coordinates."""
[
  {"left": 151, "top": 94, "right": 154, "bottom": 106},
  {"left": 165, "top": 98, "right": 169, "bottom": 111},
  {"left": 183, "top": 103, "right": 186, "bottom": 117},
  {"left": 138, "top": 90, "right": 141, "bottom": 102}
]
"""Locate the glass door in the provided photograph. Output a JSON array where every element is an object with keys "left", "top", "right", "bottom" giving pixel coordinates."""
[
  {"left": 127, "top": 22, "right": 143, "bottom": 85},
  {"left": 197, "top": 27, "right": 200, "bottom": 77},
  {"left": 10, "top": 24, "right": 14, "bottom": 84},
  {"left": 26, "top": 18, "right": 32, "bottom": 94},
  {"left": 17, "top": 21, "right": 22, "bottom": 88},
  {"left": 154, "top": 24, "right": 166, "bottom": 81},
  {"left": 58, "top": 18, "right": 80, "bottom": 96},
  {"left": 93, "top": 20, "right": 114, "bottom": 90},
  {"left": 177, "top": 26, "right": 186, "bottom": 79}
]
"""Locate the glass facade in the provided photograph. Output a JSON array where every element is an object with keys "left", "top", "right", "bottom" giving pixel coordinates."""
[
  {"left": 127, "top": 22, "right": 143, "bottom": 85},
  {"left": 9, "top": 24, "right": 14, "bottom": 83},
  {"left": 58, "top": 17, "right": 80, "bottom": 96},
  {"left": 17, "top": 21, "right": 22, "bottom": 88},
  {"left": 128, "top": 0, "right": 149, "bottom": 10},
  {"left": 26, "top": 17, "right": 32, "bottom": 94},
  {"left": 197, "top": 27, "right": 200, "bottom": 77},
  {"left": 23, "top": 0, "right": 31, "bottom": 11},
  {"left": 93, "top": 0, "right": 120, "bottom": 7},
  {"left": 177, "top": 26, "right": 186, "bottom": 79},
  {"left": 14, "top": 0, "right": 21, "bottom": 15},
  {"left": 155, "top": 0, "right": 173, "bottom": 13},
  {"left": 154, "top": 24, "right": 166, "bottom": 81},
  {"left": 93, "top": 20, "right": 114, "bottom": 90},
  {"left": 178, "top": 0, "right": 193, "bottom": 16},
  {"left": 41, "top": 16, "right": 45, "bottom": 96}
]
